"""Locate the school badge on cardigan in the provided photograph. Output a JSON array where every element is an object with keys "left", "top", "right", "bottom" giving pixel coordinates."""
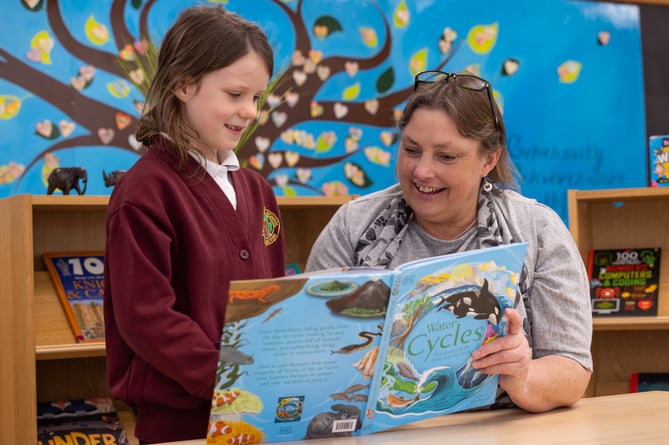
[{"left": 262, "top": 208, "right": 280, "bottom": 246}]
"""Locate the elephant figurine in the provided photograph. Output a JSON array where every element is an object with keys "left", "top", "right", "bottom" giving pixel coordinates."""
[
  {"left": 102, "top": 169, "right": 126, "bottom": 187},
  {"left": 46, "top": 167, "right": 88, "bottom": 195}
]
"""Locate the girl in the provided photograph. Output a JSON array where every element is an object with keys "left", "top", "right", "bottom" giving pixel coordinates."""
[{"left": 103, "top": 6, "right": 285, "bottom": 443}]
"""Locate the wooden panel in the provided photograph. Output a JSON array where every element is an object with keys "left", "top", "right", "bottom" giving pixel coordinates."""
[
  {"left": 0, "top": 195, "right": 36, "bottom": 445},
  {"left": 36, "top": 357, "right": 109, "bottom": 402}
]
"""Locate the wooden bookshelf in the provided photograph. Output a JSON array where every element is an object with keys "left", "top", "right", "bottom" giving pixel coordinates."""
[
  {"left": 0, "top": 193, "right": 351, "bottom": 445},
  {"left": 568, "top": 187, "right": 669, "bottom": 397}
]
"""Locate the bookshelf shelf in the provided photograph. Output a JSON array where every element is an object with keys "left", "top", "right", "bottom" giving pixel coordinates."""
[
  {"left": 568, "top": 187, "right": 669, "bottom": 397},
  {"left": 0, "top": 193, "right": 351, "bottom": 445}
]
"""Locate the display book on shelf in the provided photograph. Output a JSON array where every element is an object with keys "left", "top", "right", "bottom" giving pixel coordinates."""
[
  {"left": 37, "top": 397, "right": 129, "bottom": 445},
  {"left": 43, "top": 251, "right": 106, "bottom": 343},
  {"left": 649, "top": 134, "right": 669, "bottom": 187},
  {"left": 587, "top": 247, "right": 661, "bottom": 316},
  {"left": 205, "top": 242, "right": 528, "bottom": 444}
]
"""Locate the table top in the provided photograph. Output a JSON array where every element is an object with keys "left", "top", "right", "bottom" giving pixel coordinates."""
[{"left": 158, "top": 391, "right": 669, "bottom": 445}]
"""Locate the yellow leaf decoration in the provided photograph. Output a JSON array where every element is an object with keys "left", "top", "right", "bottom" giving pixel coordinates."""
[
  {"left": 557, "top": 60, "right": 582, "bottom": 84},
  {"left": 360, "top": 27, "right": 378, "bottom": 48},
  {"left": 84, "top": 15, "right": 109, "bottom": 46},
  {"left": 28, "top": 30, "right": 54, "bottom": 64},
  {"left": 409, "top": 48, "right": 428, "bottom": 77},
  {"left": 0, "top": 95, "right": 22, "bottom": 120},
  {"left": 393, "top": 0, "right": 410, "bottom": 28},
  {"left": 342, "top": 82, "right": 361, "bottom": 101},
  {"left": 467, "top": 23, "right": 498, "bottom": 55}
]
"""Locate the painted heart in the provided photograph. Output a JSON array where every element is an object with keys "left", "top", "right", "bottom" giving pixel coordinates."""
[
  {"left": 119, "top": 44, "right": 135, "bottom": 61},
  {"left": 274, "top": 174, "right": 289, "bottom": 187},
  {"left": 271, "top": 111, "right": 287, "bottom": 127},
  {"left": 344, "top": 61, "right": 359, "bottom": 77},
  {"left": 255, "top": 136, "right": 271, "bottom": 152},
  {"left": 23, "top": 0, "right": 40, "bottom": 10},
  {"left": 79, "top": 65, "right": 96, "bottom": 81},
  {"left": 26, "top": 48, "right": 41, "bottom": 62},
  {"left": 292, "top": 70, "right": 307, "bottom": 86},
  {"left": 316, "top": 65, "right": 330, "bottom": 81},
  {"left": 133, "top": 39, "right": 149, "bottom": 56},
  {"left": 364, "top": 99, "right": 379, "bottom": 115},
  {"left": 37, "top": 36, "right": 54, "bottom": 54},
  {"left": 314, "top": 25, "right": 328, "bottom": 39},
  {"left": 296, "top": 168, "right": 311, "bottom": 184},
  {"left": 249, "top": 153, "right": 264, "bottom": 170},
  {"left": 70, "top": 76, "right": 87, "bottom": 91},
  {"left": 345, "top": 137, "right": 359, "bottom": 153},
  {"left": 58, "top": 120, "right": 75, "bottom": 137},
  {"left": 310, "top": 101, "right": 324, "bottom": 118},
  {"left": 35, "top": 120, "right": 54, "bottom": 138},
  {"left": 280, "top": 130, "right": 296, "bottom": 144},
  {"left": 285, "top": 151, "right": 300, "bottom": 167},
  {"left": 115, "top": 112, "right": 132, "bottom": 130},
  {"left": 380, "top": 131, "right": 398, "bottom": 146},
  {"left": 303, "top": 59, "right": 316, "bottom": 74},
  {"left": 266, "top": 93, "right": 281, "bottom": 108},
  {"left": 308, "top": 50, "right": 323, "bottom": 64},
  {"left": 268, "top": 152, "right": 283, "bottom": 169},
  {"left": 98, "top": 128, "right": 115, "bottom": 145},
  {"left": 129, "top": 69, "right": 145, "bottom": 85},
  {"left": 438, "top": 39, "right": 452, "bottom": 54},
  {"left": 285, "top": 91, "right": 299, "bottom": 108},
  {"left": 128, "top": 134, "right": 143, "bottom": 151},
  {"left": 334, "top": 103, "right": 349, "bottom": 119},
  {"left": 291, "top": 50, "right": 305, "bottom": 66}
]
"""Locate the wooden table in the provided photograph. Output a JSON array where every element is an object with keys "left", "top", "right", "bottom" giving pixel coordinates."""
[{"left": 157, "top": 391, "right": 669, "bottom": 445}]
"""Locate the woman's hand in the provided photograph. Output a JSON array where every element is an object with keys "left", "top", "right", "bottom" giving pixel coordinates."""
[{"left": 471, "top": 308, "right": 591, "bottom": 412}]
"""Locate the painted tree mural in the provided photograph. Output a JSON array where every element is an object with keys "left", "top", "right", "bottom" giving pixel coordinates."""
[
  {"left": 0, "top": 0, "right": 648, "bottom": 222},
  {"left": 0, "top": 0, "right": 486, "bottom": 196}
]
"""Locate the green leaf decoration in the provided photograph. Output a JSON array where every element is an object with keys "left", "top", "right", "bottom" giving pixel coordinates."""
[
  {"left": 376, "top": 67, "right": 395, "bottom": 94},
  {"left": 342, "top": 82, "right": 361, "bottom": 101},
  {"left": 131, "top": 0, "right": 143, "bottom": 9},
  {"left": 313, "top": 15, "right": 343, "bottom": 39},
  {"left": 282, "top": 186, "right": 297, "bottom": 196}
]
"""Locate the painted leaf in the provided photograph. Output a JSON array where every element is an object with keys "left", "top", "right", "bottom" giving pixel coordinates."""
[
  {"left": 393, "top": 0, "right": 410, "bottom": 28},
  {"left": 359, "top": 27, "right": 378, "bottom": 47},
  {"left": 409, "top": 48, "right": 428, "bottom": 77},
  {"left": 313, "top": 15, "right": 343, "bottom": 39},
  {"left": 376, "top": 67, "right": 395, "bottom": 94},
  {"left": 467, "top": 23, "right": 498, "bottom": 55},
  {"left": 342, "top": 82, "right": 361, "bottom": 101}
]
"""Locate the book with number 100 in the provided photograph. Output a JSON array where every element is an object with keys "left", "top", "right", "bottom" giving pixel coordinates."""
[{"left": 43, "top": 252, "right": 106, "bottom": 343}]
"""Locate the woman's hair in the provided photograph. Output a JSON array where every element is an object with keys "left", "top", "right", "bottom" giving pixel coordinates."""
[
  {"left": 136, "top": 5, "right": 274, "bottom": 166},
  {"left": 397, "top": 78, "right": 520, "bottom": 190}
]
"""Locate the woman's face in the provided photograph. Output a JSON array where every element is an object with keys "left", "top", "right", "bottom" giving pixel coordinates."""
[
  {"left": 397, "top": 107, "right": 499, "bottom": 238},
  {"left": 175, "top": 50, "right": 269, "bottom": 159}
]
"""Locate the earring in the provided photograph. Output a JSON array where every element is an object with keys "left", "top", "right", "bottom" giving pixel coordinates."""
[{"left": 483, "top": 179, "right": 493, "bottom": 192}]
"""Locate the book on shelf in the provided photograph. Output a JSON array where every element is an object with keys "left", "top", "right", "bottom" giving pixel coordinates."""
[
  {"left": 630, "top": 372, "right": 669, "bottom": 392},
  {"left": 43, "top": 251, "right": 106, "bottom": 343},
  {"left": 205, "top": 242, "right": 528, "bottom": 443},
  {"left": 587, "top": 247, "right": 661, "bottom": 317},
  {"left": 37, "top": 397, "right": 129, "bottom": 445},
  {"left": 649, "top": 134, "right": 669, "bottom": 187}
]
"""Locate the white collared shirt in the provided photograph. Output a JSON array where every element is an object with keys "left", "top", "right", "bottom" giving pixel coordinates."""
[{"left": 189, "top": 150, "right": 240, "bottom": 209}]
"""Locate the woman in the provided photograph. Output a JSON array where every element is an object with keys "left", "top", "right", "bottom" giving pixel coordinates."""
[
  {"left": 104, "top": 6, "right": 285, "bottom": 443},
  {"left": 306, "top": 71, "right": 592, "bottom": 413}
]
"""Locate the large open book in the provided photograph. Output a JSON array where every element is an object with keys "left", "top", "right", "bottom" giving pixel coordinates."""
[{"left": 206, "top": 243, "right": 528, "bottom": 444}]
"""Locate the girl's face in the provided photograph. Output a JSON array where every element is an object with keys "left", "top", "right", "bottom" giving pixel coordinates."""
[
  {"left": 397, "top": 107, "right": 500, "bottom": 239},
  {"left": 175, "top": 50, "right": 270, "bottom": 160}
]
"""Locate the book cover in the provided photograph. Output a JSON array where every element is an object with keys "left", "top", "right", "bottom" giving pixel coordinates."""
[
  {"left": 630, "top": 373, "right": 669, "bottom": 392},
  {"left": 43, "top": 252, "right": 106, "bottom": 342},
  {"left": 649, "top": 134, "right": 669, "bottom": 187},
  {"left": 37, "top": 397, "right": 129, "bottom": 445},
  {"left": 206, "top": 242, "right": 528, "bottom": 443},
  {"left": 587, "top": 247, "right": 661, "bottom": 317}
]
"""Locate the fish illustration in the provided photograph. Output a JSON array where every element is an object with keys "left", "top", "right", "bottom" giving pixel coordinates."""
[{"left": 219, "top": 346, "right": 253, "bottom": 365}]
